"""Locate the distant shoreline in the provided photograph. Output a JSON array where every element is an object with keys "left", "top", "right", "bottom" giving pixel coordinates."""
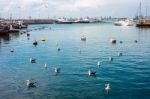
[{"left": 1, "top": 18, "right": 128, "bottom": 25}]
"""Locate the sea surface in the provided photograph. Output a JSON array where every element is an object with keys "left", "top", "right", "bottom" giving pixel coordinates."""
[{"left": 0, "top": 23, "right": 150, "bottom": 99}]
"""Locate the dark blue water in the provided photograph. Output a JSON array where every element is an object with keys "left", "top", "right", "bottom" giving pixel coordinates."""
[{"left": 0, "top": 23, "right": 150, "bottom": 99}]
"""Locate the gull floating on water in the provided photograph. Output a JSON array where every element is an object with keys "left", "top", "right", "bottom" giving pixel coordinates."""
[
  {"left": 110, "top": 38, "right": 117, "bottom": 44},
  {"left": 109, "top": 57, "right": 113, "bottom": 61},
  {"left": 57, "top": 47, "right": 61, "bottom": 51},
  {"left": 54, "top": 67, "right": 60, "bottom": 73},
  {"left": 10, "top": 49, "right": 14, "bottom": 52},
  {"left": 27, "top": 33, "right": 30, "bottom": 37},
  {"left": 44, "top": 64, "right": 48, "bottom": 68},
  {"left": 120, "top": 41, "right": 123, "bottom": 43},
  {"left": 81, "top": 35, "right": 86, "bottom": 41},
  {"left": 105, "top": 83, "right": 110, "bottom": 94},
  {"left": 88, "top": 70, "right": 96, "bottom": 76},
  {"left": 30, "top": 58, "right": 36, "bottom": 63},
  {"left": 97, "top": 61, "right": 101, "bottom": 66},
  {"left": 26, "top": 80, "right": 36, "bottom": 88},
  {"left": 118, "top": 52, "right": 123, "bottom": 56}
]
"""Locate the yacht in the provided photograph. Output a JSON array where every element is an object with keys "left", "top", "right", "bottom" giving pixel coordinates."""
[
  {"left": 56, "top": 19, "right": 73, "bottom": 24},
  {"left": 114, "top": 19, "right": 134, "bottom": 26}
]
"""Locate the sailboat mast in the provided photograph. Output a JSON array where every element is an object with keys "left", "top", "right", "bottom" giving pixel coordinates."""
[
  {"left": 146, "top": 6, "right": 147, "bottom": 19},
  {"left": 139, "top": 2, "right": 142, "bottom": 19}
]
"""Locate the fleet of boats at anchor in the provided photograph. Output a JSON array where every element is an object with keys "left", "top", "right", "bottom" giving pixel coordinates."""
[
  {"left": 0, "top": 20, "right": 28, "bottom": 35},
  {"left": 113, "top": 19, "right": 150, "bottom": 27}
]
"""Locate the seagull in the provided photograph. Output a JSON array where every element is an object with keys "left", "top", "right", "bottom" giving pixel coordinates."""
[
  {"left": 109, "top": 57, "right": 113, "bottom": 61},
  {"left": 29, "top": 58, "right": 36, "bottom": 63},
  {"left": 97, "top": 61, "right": 101, "bottom": 66},
  {"left": 44, "top": 64, "right": 48, "bottom": 68},
  {"left": 118, "top": 52, "right": 123, "bottom": 56},
  {"left": 57, "top": 47, "right": 61, "bottom": 51},
  {"left": 88, "top": 70, "right": 96, "bottom": 76},
  {"left": 54, "top": 67, "right": 60, "bottom": 73},
  {"left": 110, "top": 38, "right": 117, "bottom": 44},
  {"left": 134, "top": 40, "right": 138, "bottom": 43},
  {"left": 120, "top": 41, "right": 123, "bottom": 43},
  {"left": 10, "top": 49, "right": 14, "bottom": 52},
  {"left": 26, "top": 80, "right": 36, "bottom": 88},
  {"left": 81, "top": 36, "right": 86, "bottom": 41},
  {"left": 27, "top": 33, "right": 30, "bottom": 37},
  {"left": 105, "top": 83, "right": 110, "bottom": 94}
]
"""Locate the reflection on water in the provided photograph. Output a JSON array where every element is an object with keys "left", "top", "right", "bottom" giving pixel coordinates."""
[
  {"left": 0, "top": 33, "right": 20, "bottom": 44},
  {"left": 0, "top": 34, "right": 10, "bottom": 42}
]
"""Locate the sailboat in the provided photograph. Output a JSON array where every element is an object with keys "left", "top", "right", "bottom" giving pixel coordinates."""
[{"left": 136, "top": 2, "right": 150, "bottom": 27}]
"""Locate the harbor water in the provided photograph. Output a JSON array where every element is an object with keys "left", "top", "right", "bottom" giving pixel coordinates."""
[{"left": 0, "top": 23, "right": 150, "bottom": 99}]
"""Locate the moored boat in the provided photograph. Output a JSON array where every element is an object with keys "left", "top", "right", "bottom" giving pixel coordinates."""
[
  {"left": 56, "top": 19, "right": 73, "bottom": 24},
  {"left": 0, "top": 25, "right": 10, "bottom": 35},
  {"left": 135, "top": 2, "right": 150, "bottom": 27},
  {"left": 136, "top": 19, "right": 150, "bottom": 27},
  {"left": 75, "top": 19, "right": 90, "bottom": 23},
  {"left": 0, "top": 25, "right": 19, "bottom": 35},
  {"left": 114, "top": 19, "right": 134, "bottom": 26}
]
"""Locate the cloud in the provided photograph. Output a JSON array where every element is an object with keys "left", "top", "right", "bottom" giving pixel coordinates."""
[
  {"left": 0, "top": 0, "right": 149, "bottom": 18},
  {"left": 57, "top": 0, "right": 106, "bottom": 11}
]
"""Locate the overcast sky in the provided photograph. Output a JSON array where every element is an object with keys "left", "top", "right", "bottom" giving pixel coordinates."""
[{"left": 0, "top": 0, "right": 149, "bottom": 19}]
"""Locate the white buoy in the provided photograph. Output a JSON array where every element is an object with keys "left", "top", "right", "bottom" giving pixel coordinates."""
[
  {"left": 54, "top": 68, "right": 60, "bottom": 73},
  {"left": 88, "top": 70, "right": 96, "bottom": 76}
]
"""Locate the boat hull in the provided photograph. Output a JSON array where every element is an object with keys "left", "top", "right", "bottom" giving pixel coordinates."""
[
  {"left": 56, "top": 22, "right": 73, "bottom": 24},
  {"left": 0, "top": 31, "right": 10, "bottom": 35},
  {"left": 0, "top": 30, "right": 19, "bottom": 36},
  {"left": 136, "top": 24, "right": 150, "bottom": 27}
]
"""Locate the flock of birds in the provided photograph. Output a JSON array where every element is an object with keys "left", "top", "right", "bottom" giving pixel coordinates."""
[{"left": 9, "top": 29, "right": 139, "bottom": 94}]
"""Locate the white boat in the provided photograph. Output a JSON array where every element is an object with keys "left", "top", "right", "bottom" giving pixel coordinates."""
[
  {"left": 114, "top": 19, "right": 134, "bottom": 26},
  {"left": 56, "top": 19, "right": 73, "bottom": 24}
]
